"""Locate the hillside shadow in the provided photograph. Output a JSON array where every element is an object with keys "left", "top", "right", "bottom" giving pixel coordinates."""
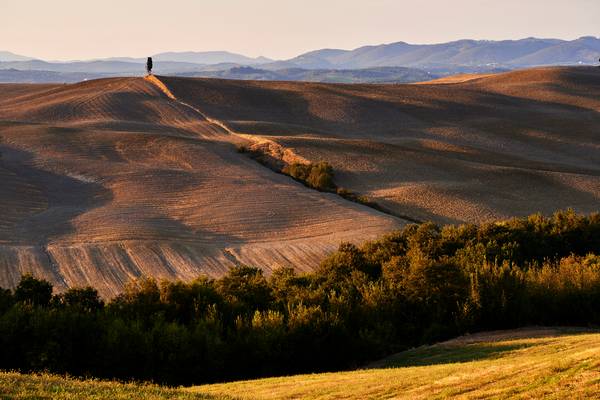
[
  {"left": 545, "top": 67, "right": 600, "bottom": 104},
  {"left": 182, "top": 75, "right": 599, "bottom": 141},
  {"left": 0, "top": 145, "right": 113, "bottom": 245},
  {"left": 148, "top": 75, "right": 600, "bottom": 227},
  {"left": 378, "top": 342, "right": 533, "bottom": 369},
  {"left": 0, "top": 143, "right": 251, "bottom": 294}
]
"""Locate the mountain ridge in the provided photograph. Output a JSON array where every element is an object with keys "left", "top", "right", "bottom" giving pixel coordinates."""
[
  {"left": 0, "top": 51, "right": 34, "bottom": 62},
  {"left": 2, "top": 37, "right": 598, "bottom": 84},
  {"left": 272, "top": 36, "right": 599, "bottom": 69}
]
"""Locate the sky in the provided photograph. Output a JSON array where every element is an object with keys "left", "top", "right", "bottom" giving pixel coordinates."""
[{"left": 2, "top": 0, "right": 598, "bottom": 61}]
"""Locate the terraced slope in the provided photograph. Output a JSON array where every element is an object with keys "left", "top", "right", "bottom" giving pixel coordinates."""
[
  {"left": 161, "top": 67, "right": 600, "bottom": 224},
  {"left": 0, "top": 78, "right": 402, "bottom": 297}
]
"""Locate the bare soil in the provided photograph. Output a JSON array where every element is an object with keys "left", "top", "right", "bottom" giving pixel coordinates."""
[{"left": 1, "top": 66, "right": 598, "bottom": 295}]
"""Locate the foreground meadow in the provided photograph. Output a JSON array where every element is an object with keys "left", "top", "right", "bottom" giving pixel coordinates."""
[
  {"left": 0, "top": 372, "right": 226, "bottom": 400},
  {"left": 2, "top": 329, "right": 599, "bottom": 399},
  {"left": 192, "top": 329, "right": 600, "bottom": 399}
]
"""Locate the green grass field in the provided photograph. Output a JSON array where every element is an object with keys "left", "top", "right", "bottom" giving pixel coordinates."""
[
  {"left": 0, "top": 372, "right": 229, "bottom": 400},
  {"left": 2, "top": 328, "right": 599, "bottom": 399},
  {"left": 192, "top": 328, "right": 600, "bottom": 399}
]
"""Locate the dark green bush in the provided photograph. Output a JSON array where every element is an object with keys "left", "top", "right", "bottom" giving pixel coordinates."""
[
  {"left": 14, "top": 274, "right": 53, "bottom": 307},
  {"left": 306, "top": 162, "right": 335, "bottom": 191},
  {"left": 57, "top": 287, "right": 104, "bottom": 312},
  {"left": 283, "top": 161, "right": 335, "bottom": 191}
]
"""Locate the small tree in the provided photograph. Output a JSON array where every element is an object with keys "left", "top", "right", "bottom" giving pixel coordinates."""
[
  {"left": 307, "top": 162, "right": 335, "bottom": 191},
  {"left": 60, "top": 287, "right": 104, "bottom": 312},
  {"left": 14, "top": 274, "right": 53, "bottom": 307},
  {"left": 218, "top": 265, "right": 272, "bottom": 313},
  {"left": 146, "top": 57, "right": 153, "bottom": 75}
]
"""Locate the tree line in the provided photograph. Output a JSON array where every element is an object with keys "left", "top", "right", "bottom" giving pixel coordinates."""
[{"left": 1, "top": 209, "right": 599, "bottom": 385}]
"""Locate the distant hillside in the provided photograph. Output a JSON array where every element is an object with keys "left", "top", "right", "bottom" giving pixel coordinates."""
[
  {"left": 0, "top": 76, "right": 400, "bottom": 296},
  {"left": 2, "top": 37, "right": 597, "bottom": 83},
  {"left": 153, "top": 51, "right": 271, "bottom": 65},
  {"left": 161, "top": 67, "right": 600, "bottom": 225},
  {"left": 0, "top": 59, "right": 209, "bottom": 75},
  {"left": 270, "top": 37, "right": 600, "bottom": 69},
  {"left": 177, "top": 66, "right": 437, "bottom": 84},
  {"left": 0, "top": 51, "right": 33, "bottom": 62},
  {"left": 0, "top": 64, "right": 439, "bottom": 84},
  {"left": 0, "top": 69, "right": 102, "bottom": 83},
  {"left": 105, "top": 51, "right": 271, "bottom": 65}
]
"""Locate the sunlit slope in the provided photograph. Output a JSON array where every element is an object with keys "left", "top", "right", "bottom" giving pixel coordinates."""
[
  {"left": 161, "top": 67, "right": 600, "bottom": 223},
  {"left": 0, "top": 78, "right": 401, "bottom": 297},
  {"left": 3, "top": 329, "right": 598, "bottom": 399},
  {"left": 193, "top": 329, "right": 600, "bottom": 400},
  {"left": 0, "top": 371, "right": 224, "bottom": 400}
]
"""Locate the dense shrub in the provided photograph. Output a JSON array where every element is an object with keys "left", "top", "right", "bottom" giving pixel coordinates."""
[
  {"left": 1, "top": 210, "right": 600, "bottom": 385},
  {"left": 283, "top": 161, "right": 335, "bottom": 191},
  {"left": 13, "top": 274, "right": 52, "bottom": 307}
]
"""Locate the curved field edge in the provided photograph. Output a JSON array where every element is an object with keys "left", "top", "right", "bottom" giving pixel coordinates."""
[
  {"left": 0, "top": 372, "right": 231, "bottom": 400},
  {"left": 191, "top": 329, "right": 600, "bottom": 400}
]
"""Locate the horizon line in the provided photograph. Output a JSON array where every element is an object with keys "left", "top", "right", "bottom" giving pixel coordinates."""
[{"left": 3, "top": 34, "right": 598, "bottom": 64}]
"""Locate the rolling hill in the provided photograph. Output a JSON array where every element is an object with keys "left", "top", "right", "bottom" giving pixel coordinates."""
[
  {"left": 0, "top": 77, "right": 401, "bottom": 297},
  {"left": 193, "top": 328, "right": 600, "bottom": 399},
  {"left": 2, "top": 328, "right": 597, "bottom": 399},
  {"left": 160, "top": 66, "right": 600, "bottom": 224},
  {"left": 0, "top": 66, "right": 598, "bottom": 295}
]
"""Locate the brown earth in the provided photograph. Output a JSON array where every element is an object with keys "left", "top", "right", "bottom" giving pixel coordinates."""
[
  {"left": 160, "top": 66, "right": 600, "bottom": 224},
  {"left": 1, "top": 66, "right": 598, "bottom": 295},
  {"left": 414, "top": 72, "right": 499, "bottom": 84},
  {"left": 0, "top": 78, "right": 401, "bottom": 297}
]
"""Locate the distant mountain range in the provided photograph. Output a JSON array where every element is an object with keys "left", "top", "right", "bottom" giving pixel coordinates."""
[
  {"left": 103, "top": 51, "right": 271, "bottom": 65},
  {"left": 0, "top": 69, "right": 100, "bottom": 84},
  {"left": 176, "top": 66, "right": 441, "bottom": 84},
  {"left": 0, "top": 51, "right": 33, "bottom": 62},
  {"left": 0, "top": 66, "right": 445, "bottom": 85},
  {"left": 1, "top": 37, "right": 598, "bottom": 83},
  {"left": 268, "top": 37, "right": 600, "bottom": 69},
  {"left": 0, "top": 59, "right": 219, "bottom": 74}
]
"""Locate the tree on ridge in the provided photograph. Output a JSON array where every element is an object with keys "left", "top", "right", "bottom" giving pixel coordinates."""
[{"left": 146, "top": 57, "right": 153, "bottom": 75}]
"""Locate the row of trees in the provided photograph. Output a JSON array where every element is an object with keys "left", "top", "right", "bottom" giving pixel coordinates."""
[{"left": 1, "top": 209, "right": 599, "bottom": 385}]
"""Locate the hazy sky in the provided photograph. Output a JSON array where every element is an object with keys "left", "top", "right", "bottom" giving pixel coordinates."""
[{"left": 2, "top": 0, "right": 598, "bottom": 60}]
